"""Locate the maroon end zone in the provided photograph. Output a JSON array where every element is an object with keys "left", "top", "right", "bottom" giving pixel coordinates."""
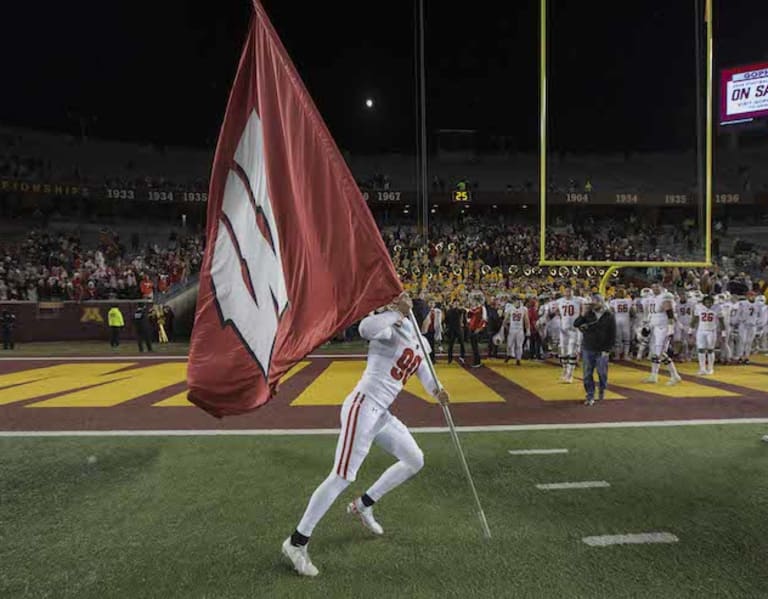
[{"left": 1, "top": 357, "right": 767, "bottom": 431}]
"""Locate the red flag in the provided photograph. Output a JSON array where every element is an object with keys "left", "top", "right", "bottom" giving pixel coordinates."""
[{"left": 187, "top": 1, "right": 402, "bottom": 417}]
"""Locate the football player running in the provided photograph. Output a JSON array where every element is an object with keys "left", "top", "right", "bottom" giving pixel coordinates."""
[
  {"left": 642, "top": 282, "right": 682, "bottom": 385},
  {"left": 282, "top": 292, "right": 449, "bottom": 577}
]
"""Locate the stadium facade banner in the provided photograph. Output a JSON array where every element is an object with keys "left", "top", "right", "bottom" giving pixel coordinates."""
[
  {"left": 186, "top": 1, "right": 402, "bottom": 417},
  {"left": 361, "top": 190, "right": 758, "bottom": 206},
  {"left": 0, "top": 179, "right": 208, "bottom": 202},
  {"left": 1, "top": 178, "right": 761, "bottom": 206}
]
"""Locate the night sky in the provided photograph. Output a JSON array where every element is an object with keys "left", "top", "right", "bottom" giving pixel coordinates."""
[{"left": 1, "top": 0, "right": 765, "bottom": 153}]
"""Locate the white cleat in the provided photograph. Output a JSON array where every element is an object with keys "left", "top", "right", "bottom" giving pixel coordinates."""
[
  {"left": 666, "top": 375, "right": 683, "bottom": 386},
  {"left": 706, "top": 369, "right": 714, "bottom": 376},
  {"left": 696, "top": 369, "right": 708, "bottom": 376},
  {"left": 281, "top": 537, "right": 319, "bottom": 577},
  {"left": 641, "top": 375, "right": 658, "bottom": 384},
  {"left": 347, "top": 499, "right": 384, "bottom": 535},
  {"left": 762, "top": 435, "right": 768, "bottom": 443}
]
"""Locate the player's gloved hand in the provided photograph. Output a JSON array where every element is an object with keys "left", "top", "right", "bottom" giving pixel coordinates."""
[
  {"left": 600, "top": 351, "right": 610, "bottom": 358},
  {"left": 435, "top": 388, "right": 450, "bottom": 406},
  {"left": 395, "top": 292, "right": 413, "bottom": 317},
  {"left": 666, "top": 324, "right": 675, "bottom": 337}
]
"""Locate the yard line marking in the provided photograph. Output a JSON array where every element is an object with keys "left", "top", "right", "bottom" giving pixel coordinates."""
[
  {"left": 509, "top": 449, "right": 569, "bottom": 455},
  {"left": 582, "top": 532, "right": 679, "bottom": 547},
  {"left": 536, "top": 481, "right": 610, "bottom": 490},
  {"left": 1, "top": 417, "right": 768, "bottom": 437}
]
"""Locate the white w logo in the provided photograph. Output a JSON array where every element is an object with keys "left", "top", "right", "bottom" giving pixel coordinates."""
[{"left": 211, "top": 110, "right": 289, "bottom": 375}]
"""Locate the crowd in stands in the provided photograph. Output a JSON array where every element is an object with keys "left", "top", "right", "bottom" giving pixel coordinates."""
[
  {"left": 0, "top": 229, "right": 204, "bottom": 302},
  {"left": 382, "top": 216, "right": 768, "bottom": 310}
]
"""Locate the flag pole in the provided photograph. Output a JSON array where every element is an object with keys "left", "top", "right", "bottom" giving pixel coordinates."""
[{"left": 407, "top": 309, "right": 492, "bottom": 539}]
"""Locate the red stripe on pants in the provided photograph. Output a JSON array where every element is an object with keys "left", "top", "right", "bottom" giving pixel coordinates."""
[
  {"left": 336, "top": 393, "right": 360, "bottom": 476},
  {"left": 342, "top": 394, "right": 365, "bottom": 479}
]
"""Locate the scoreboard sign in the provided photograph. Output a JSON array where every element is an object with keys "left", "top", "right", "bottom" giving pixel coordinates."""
[{"left": 721, "top": 62, "right": 768, "bottom": 125}]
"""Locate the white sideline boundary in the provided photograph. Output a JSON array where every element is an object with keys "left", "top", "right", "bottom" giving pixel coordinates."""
[
  {"left": 582, "top": 532, "right": 679, "bottom": 547},
  {"left": 1, "top": 418, "right": 767, "bottom": 437},
  {"left": 536, "top": 481, "right": 610, "bottom": 490},
  {"left": 509, "top": 448, "right": 569, "bottom": 455}
]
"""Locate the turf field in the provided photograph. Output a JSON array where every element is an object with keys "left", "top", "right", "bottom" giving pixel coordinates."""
[{"left": 2, "top": 425, "right": 767, "bottom": 598}]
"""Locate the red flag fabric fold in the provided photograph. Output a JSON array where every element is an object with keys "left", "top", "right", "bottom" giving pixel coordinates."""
[{"left": 187, "top": 1, "right": 402, "bottom": 417}]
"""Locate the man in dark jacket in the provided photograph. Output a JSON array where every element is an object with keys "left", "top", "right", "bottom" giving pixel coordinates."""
[
  {"left": 2, "top": 309, "right": 16, "bottom": 350},
  {"left": 133, "top": 304, "right": 153, "bottom": 353},
  {"left": 444, "top": 299, "right": 466, "bottom": 365},
  {"left": 574, "top": 293, "right": 616, "bottom": 406}
]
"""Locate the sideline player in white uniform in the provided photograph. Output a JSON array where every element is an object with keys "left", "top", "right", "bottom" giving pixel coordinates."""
[
  {"left": 691, "top": 295, "right": 724, "bottom": 375},
  {"left": 756, "top": 295, "right": 768, "bottom": 353},
  {"left": 609, "top": 288, "right": 635, "bottom": 360},
  {"left": 642, "top": 283, "right": 682, "bottom": 385},
  {"left": 282, "top": 293, "right": 449, "bottom": 577},
  {"left": 635, "top": 288, "right": 654, "bottom": 360},
  {"left": 552, "top": 287, "right": 583, "bottom": 383},
  {"left": 736, "top": 291, "right": 760, "bottom": 363},
  {"left": 715, "top": 293, "right": 733, "bottom": 363},
  {"left": 674, "top": 290, "right": 696, "bottom": 362},
  {"left": 504, "top": 295, "right": 529, "bottom": 365}
]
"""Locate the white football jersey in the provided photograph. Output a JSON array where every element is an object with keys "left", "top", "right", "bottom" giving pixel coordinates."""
[
  {"left": 676, "top": 300, "right": 695, "bottom": 325},
  {"left": 759, "top": 304, "right": 768, "bottom": 327},
  {"left": 649, "top": 291, "right": 675, "bottom": 327},
  {"left": 556, "top": 297, "right": 582, "bottom": 330},
  {"left": 357, "top": 311, "right": 434, "bottom": 409},
  {"left": 695, "top": 303, "right": 719, "bottom": 332},
  {"left": 737, "top": 300, "right": 759, "bottom": 326},
  {"left": 610, "top": 298, "right": 633, "bottom": 321},
  {"left": 507, "top": 305, "right": 527, "bottom": 330}
]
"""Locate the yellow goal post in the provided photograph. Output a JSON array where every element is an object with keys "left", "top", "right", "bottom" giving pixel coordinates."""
[{"left": 538, "top": 0, "right": 715, "bottom": 292}]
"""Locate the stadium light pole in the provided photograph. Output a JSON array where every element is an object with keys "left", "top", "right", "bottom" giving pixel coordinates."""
[
  {"left": 695, "top": 0, "right": 705, "bottom": 257},
  {"left": 416, "top": 0, "right": 429, "bottom": 241}
]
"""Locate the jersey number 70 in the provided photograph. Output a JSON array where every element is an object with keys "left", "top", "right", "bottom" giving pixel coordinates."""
[{"left": 391, "top": 348, "right": 422, "bottom": 384}]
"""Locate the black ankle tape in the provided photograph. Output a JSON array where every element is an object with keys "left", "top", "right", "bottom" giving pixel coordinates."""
[
  {"left": 291, "top": 530, "right": 310, "bottom": 547},
  {"left": 361, "top": 493, "right": 375, "bottom": 507}
]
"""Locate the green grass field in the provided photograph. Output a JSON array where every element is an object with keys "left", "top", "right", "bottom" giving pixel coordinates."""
[
  {"left": 1, "top": 340, "right": 368, "bottom": 357},
  {"left": 2, "top": 425, "right": 767, "bottom": 598}
]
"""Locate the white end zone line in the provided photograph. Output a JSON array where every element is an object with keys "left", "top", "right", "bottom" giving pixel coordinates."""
[
  {"left": 1, "top": 418, "right": 767, "bottom": 437},
  {"left": 509, "top": 448, "right": 569, "bottom": 455},
  {"left": 536, "top": 481, "right": 610, "bottom": 490},
  {"left": 582, "top": 532, "right": 679, "bottom": 547}
]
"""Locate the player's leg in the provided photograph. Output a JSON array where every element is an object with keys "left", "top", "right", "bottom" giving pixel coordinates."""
[
  {"left": 287, "top": 394, "right": 380, "bottom": 574},
  {"left": 513, "top": 331, "right": 524, "bottom": 363},
  {"left": 643, "top": 328, "right": 661, "bottom": 382},
  {"left": 658, "top": 331, "right": 681, "bottom": 384},
  {"left": 348, "top": 415, "right": 425, "bottom": 534},
  {"left": 744, "top": 326, "right": 756, "bottom": 362},
  {"left": 505, "top": 330, "right": 515, "bottom": 363},
  {"left": 705, "top": 332, "right": 716, "bottom": 374},
  {"left": 567, "top": 332, "right": 578, "bottom": 382},
  {"left": 696, "top": 331, "right": 707, "bottom": 374},
  {"left": 558, "top": 331, "right": 568, "bottom": 379},
  {"left": 613, "top": 323, "right": 623, "bottom": 361}
]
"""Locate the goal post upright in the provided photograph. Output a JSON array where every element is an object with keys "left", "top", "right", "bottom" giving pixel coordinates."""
[{"left": 538, "top": 0, "right": 714, "bottom": 275}]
